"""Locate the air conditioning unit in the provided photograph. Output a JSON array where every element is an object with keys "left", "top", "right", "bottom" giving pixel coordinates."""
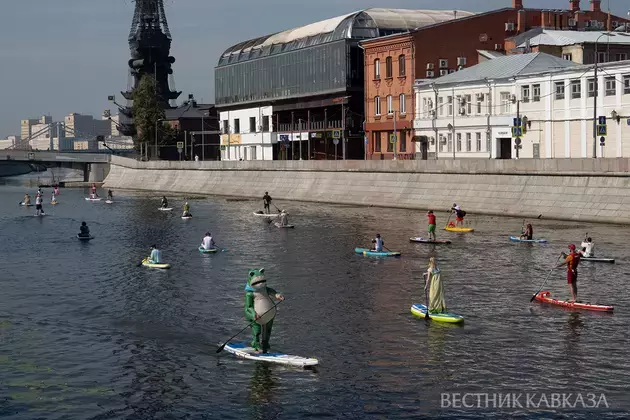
[
  {"left": 505, "top": 22, "right": 516, "bottom": 31},
  {"left": 426, "top": 63, "right": 435, "bottom": 70},
  {"left": 476, "top": 93, "right": 484, "bottom": 101},
  {"left": 440, "top": 69, "right": 449, "bottom": 76},
  {"left": 439, "top": 59, "right": 448, "bottom": 68},
  {"left": 495, "top": 43, "right": 503, "bottom": 51},
  {"left": 457, "top": 57, "right": 466, "bottom": 66},
  {"left": 568, "top": 18, "right": 576, "bottom": 27},
  {"left": 426, "top": 70, "right": 434, "bottom": 78},
  {"left": 458, "top": 65, "right": 464, "bottom": 71}
]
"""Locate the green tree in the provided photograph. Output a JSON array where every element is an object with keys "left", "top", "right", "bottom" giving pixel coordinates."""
[{"left": 132, "top": 75, "right": 165, "bottom": 157}]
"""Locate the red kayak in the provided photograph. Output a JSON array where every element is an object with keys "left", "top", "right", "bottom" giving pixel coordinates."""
[{"left": 534, "top": 291, "right": 613, "bottom": 312}]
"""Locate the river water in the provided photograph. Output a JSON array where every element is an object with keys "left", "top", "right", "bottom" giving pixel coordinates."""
[{"left": 0, "top": 183, "right": 629, "bottom": 419}]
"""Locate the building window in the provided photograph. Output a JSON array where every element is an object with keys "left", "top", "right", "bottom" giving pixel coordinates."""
[
  {"left": 447, "top": 133, "right": 453, "bottom": 152},
  {"left": 262, "top": 116, "right": 270, "bottom": 132},
  {"left": 562, "top": 53, "right": 573, "bottom": 61},
  {"left": 500, "top": 92, "right": 511, "bottom": 114},
  {"left": 387, "top": 95, "right": 393, "bottom": 114},
  {"left": 249, "top": 117, "right": 256, "bottom": 132},
  {"left": 447, "top": 96, "right": 453, "bottom": 116},
  {"left": 438, "top": 97, "right": 444, "bottom": 116},
  {"left": 234, "top": 118, "right": 240, "bottom": 134},
  {"left": 466, "top": 133, "right": 472, "bottom": 152},
  {"left": 521, "top": 85, "right": 530, "bottom": 102},
  {"left": 605, "top": 77, "right": 616, "bottom": 96},
  {"left": 399, "top": 94, "right": 406, "bottom": 114},
  {"left": 373, "top": 132, "right": 381, "bottom": 152},
  {"left": 387, "top": 132, "right": 394, "bottom": 152},
  {"left": 624, "top": 75, "right": 630, "bottom": 94},
  {"left": 439, "top": 135, "right": 445, "bottom": 153},
  {"left": 398, "top": 54, "right": 406, "bottom": 76},
  {"left": 476, "top": 132, "right": 482, "bottom": 152},
  {"left": 385, "top": 56, "right": 393, "bottom": 78},
  {"left": 588, "top": 78, "right": 596, "bottom": 97},
  {"left": 399, "top": 132, "right": 406, "bottom": 152},
  {"left": 374, "top": 59, "right": 380, "bottom": 79},
  {"left": 616, "top": 53, "right": 628, "bottom": 62},
  {"left": 476, "top": 94, "right": 483, "bottom": 114},
  {"left": 374, "top": 96, "right": 381, "bottom": 115},
  {"left": 555, "top": 82, "right": 565, "bottom": 100},
  {"left": 571, "top": 80, "right": 581, "bottom": 99},
  {"left": 456, "top": 133, "right": 462, "bottom": 152},
  {"left": 597, "top": 52, "right": 607, "bottom": 63},
  {"left": 465, "top": 95, "right": 472, "bottom": 114},
  {"left": 222, "top": 120, "right": 229, "bottom": 134},
  {"left": 532, "top": 84, "right": 541, "bottom": 101}
]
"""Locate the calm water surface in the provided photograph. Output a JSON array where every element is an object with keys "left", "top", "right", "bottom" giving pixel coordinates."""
[{"left": 0, "top": 184, "right": 629, "bottom": 419}]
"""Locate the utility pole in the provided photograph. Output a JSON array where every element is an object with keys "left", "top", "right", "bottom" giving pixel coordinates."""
[
  {"left": 393, "top": 110, "right": 397, "bottom": 160},
  {"left": 516, "top": 99, "right": 521, "bottom": 159},
  {"left": 432, "top": 84, "right": 439, "bottom": 160},
  {"left": 298, "top": 118, "right": 303, "bottom": 160},
  {"left": 452, "top": 88, "right": 456, "bottom": 160},
  {"left": 307, "top": 110, "right": 311, "bottom": 160},
  {"left": 290, "top": 111, "right": 294, "bottom": 161},
  {"left": 342, "top": 101, "right": 346, "bottom": 160},
  {"left": 324, "top": 109, "right": 328, "bottom": 160},
  {"left": 201, "top": 111, "right": 206, "bottom": 161},
  {"left": 593, "top": 44, "right": 599, "bottom": 158}
]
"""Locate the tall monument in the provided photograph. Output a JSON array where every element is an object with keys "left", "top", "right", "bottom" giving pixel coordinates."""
[{"left": 122, "top": 0, "right": 181, "bottom": 106}]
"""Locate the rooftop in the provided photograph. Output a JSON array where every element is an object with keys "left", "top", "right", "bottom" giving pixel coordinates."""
[
  {"left": 512, "top": 29, "right": 630, "bottom": 48},
  {"left": 419, "top": 52, "right": 578, "bottom": 87},
  {"left": 217, "top": 8, "right": 474, "bottom": 66}
]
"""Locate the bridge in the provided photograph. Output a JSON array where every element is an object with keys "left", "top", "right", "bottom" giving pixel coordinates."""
[{"left": 0, "top": 150, "right": 116, "bottom": 182}]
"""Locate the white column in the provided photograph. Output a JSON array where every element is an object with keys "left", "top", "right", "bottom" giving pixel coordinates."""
[
  {"left": 544, "top": 79, "right": 553, "bottom": 158},
  {"left": 580, "top": 76, "right": 588, "bottom": 158},
  {"left": 616, "top": 73, "right": 623, "bottom": 158}
]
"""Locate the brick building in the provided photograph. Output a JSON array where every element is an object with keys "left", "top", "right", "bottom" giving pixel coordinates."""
[{"left": 361, "top": 0, "right": 630, "bottom": 160}]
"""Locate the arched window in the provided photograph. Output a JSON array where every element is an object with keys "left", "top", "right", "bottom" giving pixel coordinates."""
[{"left": 398, "top": 54, "right": 406, "bottom": 76}]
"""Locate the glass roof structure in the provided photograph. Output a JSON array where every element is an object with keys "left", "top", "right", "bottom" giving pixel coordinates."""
[{"left": 217, "top": 8, "right": 474, "bottom": 67}]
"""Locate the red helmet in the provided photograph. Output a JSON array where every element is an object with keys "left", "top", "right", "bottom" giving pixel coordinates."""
[{"left": 568, "top": 244, "right": 576, "bottom": 250}]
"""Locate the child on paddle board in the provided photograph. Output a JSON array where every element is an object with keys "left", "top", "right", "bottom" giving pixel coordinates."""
[
  {"left": 521, "top": 223, "right": 533, "bottom": 240},
  {"left": 372, "top": 234, "right": 384, "bottom": 252},
  {"left": 427, "top": 210, "right": 437, "bottom": 241},
  {"left": 424, "top": 257, "right": 446, "bottom": 313},
  {"left": 148, "top": 245, "right": 162, "bottom": 264},
  {"left": 451, "top": 204, "right": 466, "bottom": 226},
  {"left": 263, "top": 192, "right": 272, "bottom": 214},
  {"left": 558, "top": 244, "right": 580, "bottom": 303},
  {"left": 580, "top": 236, "right": 594, "bottom": 258}
]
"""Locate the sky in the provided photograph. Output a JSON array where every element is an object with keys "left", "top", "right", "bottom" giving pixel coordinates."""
[{"left": 0, "top": 0, "right": 628, "bottom": 137}]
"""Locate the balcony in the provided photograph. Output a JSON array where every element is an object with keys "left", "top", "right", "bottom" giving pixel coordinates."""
[{"left": 277, "top": 119, "right": 343, "bottom": 132}]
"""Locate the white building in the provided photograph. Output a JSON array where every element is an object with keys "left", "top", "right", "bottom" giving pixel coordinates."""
[
  {"left": 0, "top": 135, "right": 20, "bottom": 150},
  {"left": 414, "top": 52, "right": 630, "bottom": 159},
  {"left": 219, "top": 106, "right": 276, "bottom": 160}
]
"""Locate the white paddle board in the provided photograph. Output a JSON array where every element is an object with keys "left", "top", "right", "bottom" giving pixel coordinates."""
[
  {"left": 85, "top": 197, "right": 102, "bottom": 201},
  {"left": 105, "top": 200, "right": 114, "bottom": 204},
  {"left": 223, "top": 342, "right": 318, "bottom": 367},
  {"left": 158, "top": 207, "right": 173, "bottom": 211},
  {"left": 253, "top": 212, "right": 279, "bottom": 217}
]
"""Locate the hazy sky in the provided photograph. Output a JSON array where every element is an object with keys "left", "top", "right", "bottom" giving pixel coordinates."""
[{"left": 0, "top": 0, "right": 628, "bottom": 137}]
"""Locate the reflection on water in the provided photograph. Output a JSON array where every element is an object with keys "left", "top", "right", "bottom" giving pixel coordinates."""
[{"left": 0, "top": 184, "right": 629, "bottom": 419}]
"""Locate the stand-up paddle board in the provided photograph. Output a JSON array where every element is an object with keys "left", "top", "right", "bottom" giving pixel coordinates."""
[
  {"left": 409, "top": 237, "right": 451, "bottom": 244},
  {"left": 141, "top": 259, "right": 171, "bottom": 269},
  {"left": 77, "top": 235, "right": 94, "bottom": 241},
  {"left": 33, "top": 213, "right": 46, "bottom": 217},
  {"left": 444, "top": 226, "right": 474, "bottom": 233},
  {"left": 354, "top": 248, "right": 401, "bottom": 257},
  {"left": 223, "top": 342, "right": 318, "bottom": 368},
  {"left": 51, "top": 201, "right": 58, "bottom": 205},
  {"left": 509, "top": 236, "right": 547, "bottom": 243},
  {"left": 410, "top": 304, "right": 464, "bottom": 323},
  {"left": 253, "top": 211, "right": 279, "bottom": 217},
  {"left": 581, "top": 257, "right": 615, "bottom": 264},
  {"left": 85, "top": 197, "right": 102, "bottom": 201},
  {"left": 274, "top": 222, "right": 295, "bottom": 228},
  {"left": 20, "top": 203, "right": 33, "bottom": 207},
  {"left": 105, "top": 200, "right": 114, "bottom": 204},
  {"left": 198, "top": 246, "right": 218, "bottom": 253},
  {"left": 158, "top": 207, "right": 173, "bottom": 211},
  {"left": 534, "top": 291, "right": 613, "bottom": 312},
  {"left": 182, "top": 216, "right": 192, "bottom": 220}
]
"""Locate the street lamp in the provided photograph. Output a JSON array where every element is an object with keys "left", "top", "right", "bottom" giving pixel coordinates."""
[
  {"left": 298, "top": 118, "right": 303, "bottom": 160},
  {"left": 593, "top": 32, "right": 615, "bottom": 158},
  {"left": 155, "top": 118, "right": 164, "bottom": 159},
  {"left": 202, "top": 111, "right": 209, "bottom": 161}
]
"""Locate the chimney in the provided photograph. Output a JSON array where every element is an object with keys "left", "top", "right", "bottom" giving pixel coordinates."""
[
  {"left": 569, "top": 0, "right": 580, "bottom": 12},
  {"left": 517, "top": 9, "right": 526, "bottom": 33},
  {"left": 590, "top": 0, "right": 601, "bottom": 12},
  {"left": 513, "top": 0, "right": 523, "bottom": 10}
]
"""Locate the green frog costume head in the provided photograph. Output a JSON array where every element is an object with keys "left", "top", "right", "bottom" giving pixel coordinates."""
[{"left": 244, "top": 268, "right": 282, "bottom": 353}]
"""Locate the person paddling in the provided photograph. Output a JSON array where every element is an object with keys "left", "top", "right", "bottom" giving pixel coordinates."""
[
  {"left": 161, "top": 196, "right": 169, "bottom": 208},
  {"left": 201, "top": 232, "right": 216, "bottom": 250},
  {"left": 580, "top": 236, "right": 594, "bottom": 258},
  {"left": 372, "top": 233, "right": 384, "bottom": 252},
  {"left": 520, "top": 223, "right": 533, "bottom": 240},
  {"left": 558, "top": 244, "right": 580, "bottom": 303},
  {"left": 451, "top": 203, "right": 466, "bottom": 226},
  {"left": 91, "top": 183, "right": 98, "bottom": 197},
  {"left": 424, "top": 257, "right": 447, "bottom": 314},
  {"left": 148, "top": 245, "right": 162, "bottom": 264},
  {"left": 107, "top": 190, "right": 113, "bottom": 201},
  {"left": 277, "top": 209, "right": 289, "bottom": 227},
  {"left": 78, "top": 222, "right": 91, "bottom": 238},
  {"left": 263, "top": 192, "right": 272, "bottom": 214},
  {"left": 183, "top": 202, "right": 192, "bottom": 217},
  {"left": 35, "top": 194, "right": 44, "bottom": 216},
  {"left": 426, "top": 210, "right": 437, "bottom": 241},
  {"left": 51, "top": 191, "right": 56, "bottom": 204},
  {"left": 53, "top": 185, "right": 60, "bottom": 196},
  {"left": 23, "top": 194, "right": 31, "bottom": 205}
]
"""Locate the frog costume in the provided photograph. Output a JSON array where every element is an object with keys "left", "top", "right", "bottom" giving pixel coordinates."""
[{"left": 245, "top": 268, "right": 283, "bottom": 353}]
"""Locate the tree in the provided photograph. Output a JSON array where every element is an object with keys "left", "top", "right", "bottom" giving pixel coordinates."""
[{"left": 132, "top": 75, "right": 165, "bottom": 156}]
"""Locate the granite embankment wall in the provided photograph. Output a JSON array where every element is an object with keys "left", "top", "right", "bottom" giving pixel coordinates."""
[{"left": 104, "top": 156, "right": 630, "bottom": 224}]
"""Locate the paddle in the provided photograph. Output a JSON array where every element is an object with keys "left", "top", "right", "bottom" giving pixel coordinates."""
[
  {"left": 444, "top": 209, "right": 453, "bottom": 229},
  {"left": 216, "top": 299, "right": 284, "bottom": 353},
  {"left": 423, "top": 273, "right": 430, "bottom": 319},
  {"left": 529, "top": 254, "right": 564, "bottom": 302}
]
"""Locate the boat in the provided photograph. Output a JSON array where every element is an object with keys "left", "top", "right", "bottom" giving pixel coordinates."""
[
  {"left": 534, "top": 291, "right": 613, "bottom": 312},
  {"left": 223, "top": 342, "right": 318, "bottom": 368},
  {"left": 409, "top": 237, "right": 451, "bottom": 244},
  {"left": 198, "top": 246, "right": 218, "bottom": 253},
  {"left": 581, "top": 256, "right": 615, "bottom": 264},
  {"left": 444, "top": 226, "right": 474, "bottom": 233},
  {"left": 354, "top": 247, "right": 401, "bottom": 257},
  {"left": 182, "top": 216, "right": 193, "bottom": 220},
  {"left": 141, "top": 259, "right": 171, "bottom": 269},
  {"left": 410, "top": 303, "right": 464, "bottom": 324},
  {"left": 85, "top": 197, "right": 102, "bottom": 201},
  {"left": 158, "top": 207, "right": 173, "bottom": 211},
  {"left": 77, "top": 235, "right": 94, "bottom": 241},
  {"left": 253, "top": 211, "right": 279, "bottom": 217},
  {"left": 274, "top": 222, "right": 295, "bottom": 228},
  {"left": 509, "top": 236, "right": 547, "bottom": 243}
]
